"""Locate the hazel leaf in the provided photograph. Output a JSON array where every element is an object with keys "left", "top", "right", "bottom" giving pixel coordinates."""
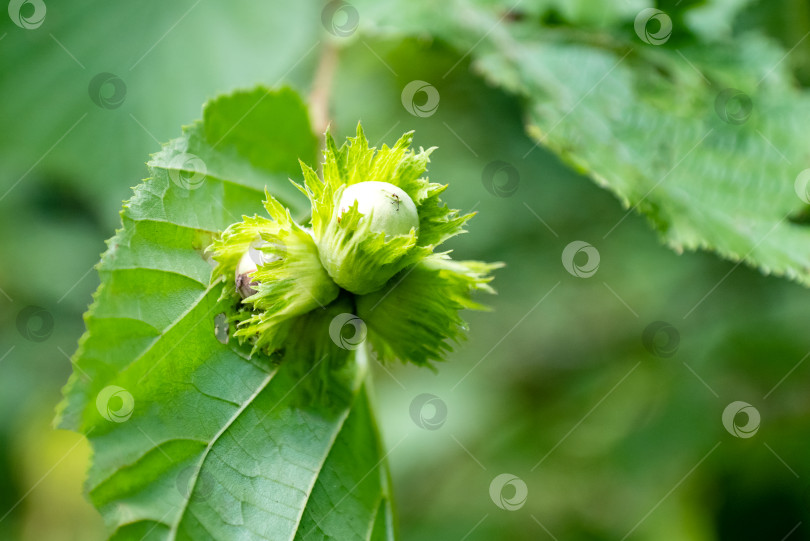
[{"left": 55, "top": 87, "right": 396, "bottom": 541}]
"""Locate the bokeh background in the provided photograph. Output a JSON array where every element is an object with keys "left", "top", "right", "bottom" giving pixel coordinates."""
[{"left": 2, "top": 0, "right": 810, "bottom": 539}]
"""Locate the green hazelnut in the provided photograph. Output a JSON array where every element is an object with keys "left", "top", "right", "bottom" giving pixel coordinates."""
[
  {"left": 235, "top": 241, "right": 281, "bottom": 298},
  {"left": 338, "top": 181, "right": 419, "bottom": 237}
]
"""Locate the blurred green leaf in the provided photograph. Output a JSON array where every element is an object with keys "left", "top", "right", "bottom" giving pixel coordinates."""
[{"left": 356, "top": 0, "right": 810, "bottom": 287}]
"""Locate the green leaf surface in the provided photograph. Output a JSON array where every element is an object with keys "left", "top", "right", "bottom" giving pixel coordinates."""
[
  {"left": 479, "top": 35, "right": 810, "bottom": 285},
  {"left": 57, "top": 88, "right": 395, "bottom": 540},
  {"left": 356, "top": 0, "right": 810, "bottom": 287}
]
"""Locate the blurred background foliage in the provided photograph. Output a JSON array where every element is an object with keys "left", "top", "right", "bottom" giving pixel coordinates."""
[{"left": 2, "top": 0, "right": 810, "bottom": 539}]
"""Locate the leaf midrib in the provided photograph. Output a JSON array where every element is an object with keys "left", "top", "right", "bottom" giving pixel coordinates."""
[
  {"left": 166, "top": 373, "right": 360, "bottom": 541},
  {"left": 167, "top": 364, "right": 280, "bottom": 540},
  {"left": 288, "top": 390, "right": 362, "bottom": 541}
]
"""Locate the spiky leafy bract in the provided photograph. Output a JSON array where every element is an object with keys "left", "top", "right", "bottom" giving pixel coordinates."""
[
  {"left": 209, "top": 124, "right": 501, "bottom": 366},
  {"left": 357, "top": 254, "right": 504, "bottom": 367},
  {"left": 295, "top": 123, "right": 474, "bottom": 295},
  {"left": 208, "top": 191, "right": 339, "bottom": 355}
]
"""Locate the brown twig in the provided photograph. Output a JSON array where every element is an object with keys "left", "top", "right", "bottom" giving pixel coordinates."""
[{"left": 309, "top": 42, "right": 339, "bottom": 145}]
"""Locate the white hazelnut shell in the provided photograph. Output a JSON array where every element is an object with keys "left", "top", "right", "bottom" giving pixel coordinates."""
[{"left": 338, "top": 181, "right": 419, "bottom": 237}]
